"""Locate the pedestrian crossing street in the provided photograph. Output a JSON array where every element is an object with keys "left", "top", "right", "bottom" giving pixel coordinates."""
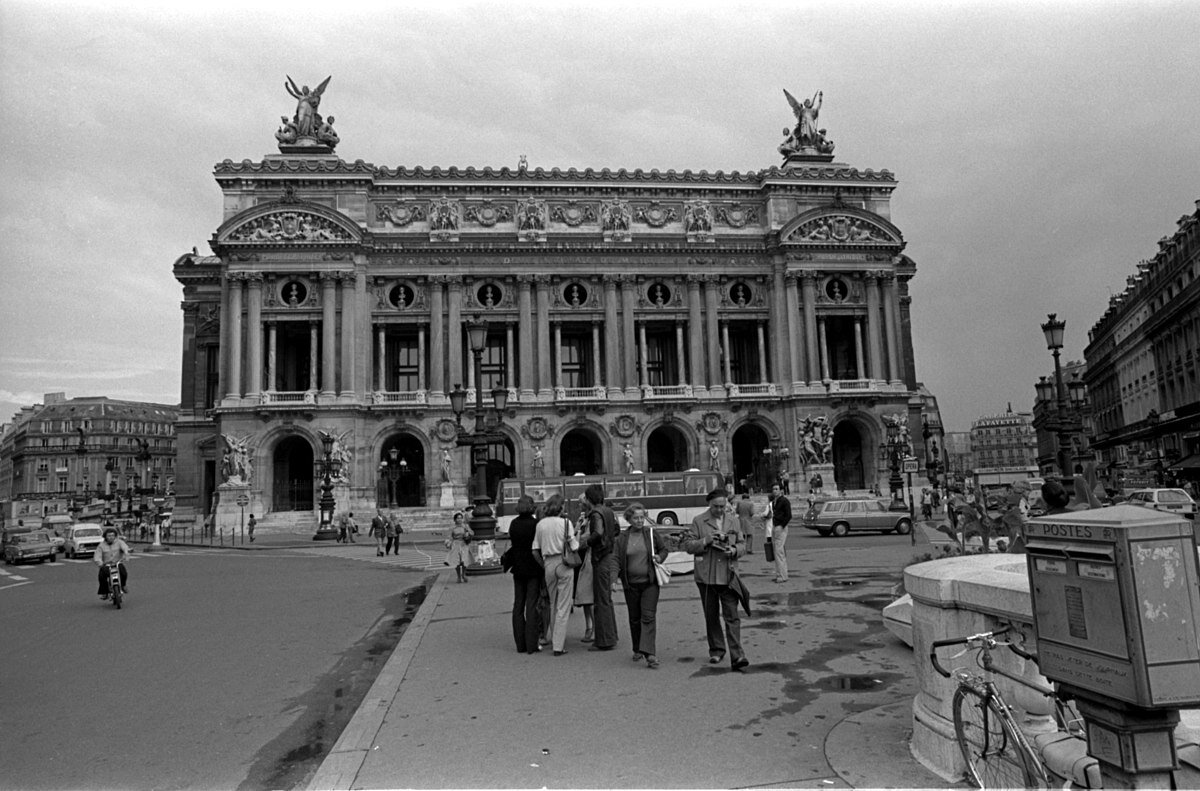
[
  {"left": 0, "top": 548, "right": 238, "bottom": 590},
  {"left": 286, "top": 544, "right": 447, "bottom": 571}
]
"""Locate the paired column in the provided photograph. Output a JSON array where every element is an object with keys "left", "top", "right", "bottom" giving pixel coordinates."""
[
  {"left": 703, "top": 277, "right": 721, "bottom": 389},
  {"left": 817, "top": 318, "right": 831, "bottom": 380},
  {"left": 429, "top": 278, "right": 445, "bottom": 396},
  {"left": 218, "top": 275, "right": 231, "bottom": 401},
  {"left": 505, "top": 323, "right": 515, "bottom": 391},
  {"left": 518, "top": 277, "right": 534, "bottom": 398},
  {"left": 417, "top": 327, "right": 427, "bottom": 391},
  {"left": 447, "top": 277, "right": 463, "bottom": 390},
  {"left": 675, "top": 322, "right": 687, "bottom": 386},
  {"left": 784, "top": 273, "right": 802, "bottom": 386},
  {"left": 244, "top": 274, "right": 260, "bottom": 398},
  {"left": 308, "top": 321, "right": 319, "bottom": 391},
  {"left": 339, "top": 273, "right": 355, "bottom": 398},
  {"left": 320, "top": 272, "right": 337, "bottom": 396},
  {"left": 638, "top": 322, "right": 650, "bottom": 387},
  {"left": 591, "top": 322, "right": 602, "bottom": 390},
  {"left": 801, "top": 274, "right": 820, "bottom": 384},
  {"left": 865, "top": 273, "right": 885, "bottom": 381},
  {"left": 603, "top": 277, "right": 620, "bottom": 396},
  {"left": 770, "top": 262, "right": 787, "bottom": 392},
  {"left": 687, "top": 276, "right": 704, "bottom": 391},
  {"left": 756, "top": 321, "right": 769, "bottom": 383},
  {"left": 553, "top": 322, "right": 563, "bottom": 388},
  {"left": 854, "top": 319, "right": 866, "bottom": 379},
  {"left": 882, "top": 274, "right": 902, "bottom": 383},
  {"left": 266, "top": 321, "right": 277, "bottom": 393},
  {"left": 535, "top": 276, "right": 551, "bottom": 396},
  {"left": 226, "top": 274, "right": 244, "bottom": 399},
  {"left": 720, "top": 321, "right": 732, "bottom": 385},
  {"left": 620, "top": 276, "right": 637, "bottom": 394},
  {"left": 375, "top": 325, "right": 387, "bottom": 391}
]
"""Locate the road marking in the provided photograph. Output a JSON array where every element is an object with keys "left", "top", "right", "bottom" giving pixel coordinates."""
[
  {"left": 1, "top": 571, "right": 29, "bottom": 581},
  {"left": 0, "top": 580, "right": 33, "bottom": 591},
  {"left": 287, "top": 546, "right": 446, "bottom": 570}
]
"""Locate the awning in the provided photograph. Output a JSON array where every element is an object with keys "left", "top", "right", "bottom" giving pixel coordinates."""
[{"left": 1168, "top": 453, "right": 1200, "bottom": 472}]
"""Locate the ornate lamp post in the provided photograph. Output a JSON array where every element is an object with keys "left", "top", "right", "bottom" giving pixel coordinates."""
[
  {"left": 313, "top": 431, "right": 342, "bottom": 541},
  {"left": 880, "top": 420, "right": 906, "bottom": 507},
  {"left": 380, "top": 447, "right": 403, "bottom": 507},
  {"left": 922, "top": 414, "right": 943, "bottom": 493},
  {"left": 1040, "top": 313, "right": 1084, "bottom": 488},
  {"left": 449, "top": 316, "right": 509, "bottom": 575}
]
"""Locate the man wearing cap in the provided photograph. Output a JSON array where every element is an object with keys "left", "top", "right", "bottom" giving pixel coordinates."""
[{"left": 683, "top": 487, "right": 749, "bottom": 670}]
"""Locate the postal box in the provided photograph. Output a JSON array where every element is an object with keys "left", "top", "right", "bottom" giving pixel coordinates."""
[{"left": 1025, "top": 504, "right": 1200, "bottom": 708}]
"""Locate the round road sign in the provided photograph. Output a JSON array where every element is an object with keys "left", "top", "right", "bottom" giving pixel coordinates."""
[{"left": 236, "top": 493, "right": 250, "bottom": 507}]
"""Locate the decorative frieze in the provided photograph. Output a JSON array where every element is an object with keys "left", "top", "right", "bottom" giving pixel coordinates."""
[
  {"left": 551, "top": 202, "right": 597, "bottom": 227},
  {"left": 375, "top": 200, "right": 426, "bottom": 227},
  {"left": 464, "top": 200, "right": 513, "bottom": 227},
  {"left": 428, "top": 197, "right": 460, "bottom": 242},
  {"left": 516, "top": 198, "right": 548, "bottom": 242},
  {"left": 227, "top": 210, "right": 353, "bottom": 243}
]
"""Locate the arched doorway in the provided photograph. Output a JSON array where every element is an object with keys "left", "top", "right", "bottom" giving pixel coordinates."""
[
  {"left": 560, "top": 429, "right": 603, "bottom": 475},
  {"left": 831, "top": 422, "right": 866, "bottom": 491},
  {"left": 272, "top": 435, "right": 314, "bottom": 512},
  {"left": 731, "top": 423, "right": 770, "bottom": 493},
  {"left": 484, "top": 438, "right": 516, "bottom": 503},
  {"left": 646, "top": 425, "right": 689, "bottom": 472},
  {"left": 379, "top": 434, "right": 426, "bottom": 507}
]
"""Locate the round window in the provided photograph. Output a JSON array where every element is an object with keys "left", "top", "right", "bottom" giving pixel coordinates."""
[
  {"left": 825, "top": 278, "right": 848, "bottom": 302},
  {"left": 563, "top": 283, "right": 588, "bottom": 306},
  {"left": 389, "top": 283, "right": 415, "bottom": 309},
  {"left": 282, "top": 280, "right": 308, "bottom": 306},
  {"left": 648, "top": 282, "right": 672, "bottom": 306},
  {"left": 728, "top": 282, "right": 752, "bottom": 306},
  {"left": 476, "top": 283, "right": 503, "bottom": 307}
]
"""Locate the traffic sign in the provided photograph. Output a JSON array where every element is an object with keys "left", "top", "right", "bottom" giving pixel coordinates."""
[
  {"left": 236, "top": 493, "right": 249, "bottom": 507},
  {"left": 902, "top": 459, "right": 920, "bottom": 474}
]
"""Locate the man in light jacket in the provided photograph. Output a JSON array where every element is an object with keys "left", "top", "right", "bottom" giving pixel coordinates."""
[{"left": 683, "top": 488, "right": 749, "bottom": 671}]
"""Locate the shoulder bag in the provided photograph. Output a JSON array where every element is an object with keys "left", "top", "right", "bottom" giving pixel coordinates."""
[
  {"left": 562, "top": 518, "right": 582, "bottom": 568},
  {"left": 650, "top": 526, "right": 671, "bottom": 586}
]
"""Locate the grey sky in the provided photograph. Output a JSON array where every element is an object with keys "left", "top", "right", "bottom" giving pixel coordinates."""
[{"left": 1, "top": 0, "right": 1197, "bottom": 432}]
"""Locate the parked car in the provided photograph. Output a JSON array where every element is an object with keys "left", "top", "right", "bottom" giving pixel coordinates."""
[
  {"left": 1125, "top": 488, "right": 1195, "bottom": 520},
  {"left": 801, "top": 497, "right": 913, "bottom": 537},
  {"left": 3, "top": 530, "right": 56, "bottom": 565},
  {"left": 65, "top": 524, "right": 105, "bottom": 558}
]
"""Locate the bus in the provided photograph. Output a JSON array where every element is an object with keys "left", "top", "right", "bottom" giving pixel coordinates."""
[{"left": 495, "top": 470, "right": 724, "bottom": 532}]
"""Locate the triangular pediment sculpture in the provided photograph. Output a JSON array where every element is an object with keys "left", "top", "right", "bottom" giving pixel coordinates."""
[{"left": 781, "top": 209, "right": 903, "bottom": 247}]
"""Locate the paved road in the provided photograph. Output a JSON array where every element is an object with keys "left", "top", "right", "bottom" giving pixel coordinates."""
[{"left": 0, "top": 548, "right": 432, "bottom": 791}]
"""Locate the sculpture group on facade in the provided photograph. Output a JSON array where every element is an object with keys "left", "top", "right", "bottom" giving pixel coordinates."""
[
  {"left": 220, "top": 434, "right": 253, "bottom": 485},
  {"left": 276, "top": 75, "right": 339, "bottom": 150},
  {"left": 779, "top": 88, "right": 835, "bottom": 158},
  {"left": 622, "top": 443, "right": 636, "bottom": 474},
  {"left": 797, "top": 415, "right": 833, "bottom": 468}
]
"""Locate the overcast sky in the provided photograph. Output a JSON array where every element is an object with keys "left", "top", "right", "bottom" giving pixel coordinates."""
[{"left": 1, "top": 0, "right": 1197, "bottom": 432}]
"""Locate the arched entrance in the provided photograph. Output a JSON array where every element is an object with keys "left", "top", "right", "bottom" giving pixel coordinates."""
[
  {"left": 646, "top": 425, "right": 689, "bottom": 472},
  {"left": 831, "top": 422, "right": 866, "bottom": 491},
  {"left": 379, "top": 434, "right": 426, "bottom": 507},
  {"left": 731, "top": 423, "right": 770, "bottom": 493},
  {"left": 484, "top": 438, "right": 516, "bottom": 503},
  {"left": 272, "top": 435, "right": 314, "bottom": 512},
  {"left": 560, "top": 429, "right": 603, "bottom": 475}
]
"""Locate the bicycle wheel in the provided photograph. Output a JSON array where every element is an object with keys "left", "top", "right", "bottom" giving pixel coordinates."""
[{"left": 952, "top": 686, "right": 1044, "bottom": 789}]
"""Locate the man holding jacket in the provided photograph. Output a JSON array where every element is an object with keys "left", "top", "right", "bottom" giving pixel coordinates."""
[{"left": 769, "top": 483, "right": 793, "bottom": 583}]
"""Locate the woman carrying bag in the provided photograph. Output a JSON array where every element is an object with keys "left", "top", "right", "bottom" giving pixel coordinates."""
[{"left": 615, "top": 502, "right": 670, "bottom": 669}]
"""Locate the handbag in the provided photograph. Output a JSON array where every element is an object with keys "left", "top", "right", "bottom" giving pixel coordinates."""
[
  {"left": 649, "top": 526, "right": 670, "bottom": 586},
  {"left": 562, "top": 519, "right": 582, "bottom": 568},
  {"left": 764, "top": 536, "right": 776, "bottom": 562}
]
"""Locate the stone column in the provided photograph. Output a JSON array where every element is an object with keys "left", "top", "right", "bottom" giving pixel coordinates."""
[
  {"left": 535, "top": 275, "right": 552, "bottom": 397},
  {"left": 687, "top": 276, "right": 704, "bottom": 392},
  {"left": 376, "top": 325, "right": 387, "bottom": 391},
  {"left": 818, "top": 317, "right": 831, "bottom": 380},
  {"left": 854, "top": 318, "right": 866, "bottom": 379},
  {"left": 320, "top": 272, "right": 337, "bottom": 397},
  {"left": 770, "top": 262, "right": 787, "bottom": 393},
  {"left": 517, "top": 277, "right": 534, "bottom": 398},
  {"left": 447, "top": 277, "right": 463, "bottom": 390},
  {"left": 308, "top": 321, "right": 319, "bottom": 392},
  {"left": 591, "top": 321, "right": 602, "bottom": 390},
  {"left": 429, "top": 278, "right": 445, "bottom": 396},
  {"left": 339, "top": 272, "right": 355, "bottom": 398},
  {"left": 721, "top": 321, "right": 732, "bottom": 385},
  {"left": 620, "top": 276, "right": 638, "bottom": 395},
  {"left": 466, "top": 343, "right": 475, "bottom": 391},
  {"left": 757, "top": 321, "right": 769, "bottom": 383},
  {"left": 266, "top": 321, "right": 277, "bottom": 393},
  {"left": 703, "top": 277, "right": 721, "bottom": 389},
  {"left": 418, "top": 327, "right": 427, "bottom": 392},
  {"left": 882, "top": 274, "right": 902, "bottom": 383},
  {"left": 218, "top": 274, "right": 230, "bottom": 401},
  {"left": 603, "top": 277, "right": 620, "bottom": 395},
  {"left": 801, "top": 273, "right": 820, "bottom": 384},
  {"left": 865, "top": 273, "right": 885, "bottom": 381},
  {"left": 505, "top": 323, "right": 515, "bottom": 391},
  {"left": 638, "top": 322, "right": 650, "bottom": 388},
  {"left": 784, "top": 273, "right": 802, "bottom": 386},
  {"left": 226, "top": 274, "right": 244, "bottom": 400},
  {"left": 553, "top": 322, "right": 563, "bottom": 388},
  {"left": 245, "top": 274, "right": 263, "bottom": 399},
  {"left": 355, "top": 270, "right": 370, "bottom": 397},
  {"left": 675, "top": 322, "right": 687, "bottom": 386}
]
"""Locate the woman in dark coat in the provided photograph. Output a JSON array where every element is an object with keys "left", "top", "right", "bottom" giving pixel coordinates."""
[
  {"left": 507, "top": 495, "right": 544, "bottom": 654},
  {"left": 615, "top": 502, "right": 669, "bottom": 668}
]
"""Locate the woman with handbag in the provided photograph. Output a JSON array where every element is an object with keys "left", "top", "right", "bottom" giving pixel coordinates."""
[
  {"left": 507, "top": 495, "right": 544, "bottom": 654},
  {"left": 531, "top": 494, "right": 579, "bottom": 656},
  {"left": 615, "top": 502, "right": 670, "bottom": 669},
  {"left": 443, "top": 511, "right": 474, "bottom": 583},
  {"left": 571, "top": 504, "right": 595, "bottom": 643}
]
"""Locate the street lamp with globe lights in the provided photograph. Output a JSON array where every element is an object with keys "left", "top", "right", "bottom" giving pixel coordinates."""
[
  {"left": 312, "top": 431, "right": 343, "bottom": 541},
  {"left": 880, "top": 419, "right": 907, "bottom": 508},
  {"left": 449, "top": 315, "right": 509, "bottom": 575},
  {"left": 1040, "top": 313, "right": 1085, "bottom": 488}
]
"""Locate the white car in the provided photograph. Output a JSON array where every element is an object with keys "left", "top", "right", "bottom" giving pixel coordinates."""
[
  {"left": 1125, "top": 488, "right": 1195, "bottom": 520},
  {"left": 65, "top": 524, "right": 105, "bottom": 558}
]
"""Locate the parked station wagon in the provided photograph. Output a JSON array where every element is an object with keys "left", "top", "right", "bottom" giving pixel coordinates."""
[
  {"left": 801, "top": 497, "right": 913, "bottom": 537},
  {"left": 1125, "top": 488, "right": 1195, "bottom": 520}
]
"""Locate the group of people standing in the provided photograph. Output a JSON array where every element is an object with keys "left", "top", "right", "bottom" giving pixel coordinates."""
[
  {"left": 503, "top": 485, "right": 755, "bottom": 672},
  {"left": 369, "top": 509, "right": 405, "bottom": 556}
]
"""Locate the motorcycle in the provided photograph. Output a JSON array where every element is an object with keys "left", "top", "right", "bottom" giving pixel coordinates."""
[{"left": 105, "top": 561, "right": 124, "bottom": 609}]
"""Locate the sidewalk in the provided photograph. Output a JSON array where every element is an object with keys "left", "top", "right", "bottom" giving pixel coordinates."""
[{"left": 307, "top": 535, "right": 948, "bottom": 790}]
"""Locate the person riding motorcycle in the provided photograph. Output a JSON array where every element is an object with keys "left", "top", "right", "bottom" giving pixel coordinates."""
[{"left": 94, "top": 527, "right": 130, "bottom": 600}]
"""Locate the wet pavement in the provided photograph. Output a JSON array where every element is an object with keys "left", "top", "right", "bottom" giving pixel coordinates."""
[{"left": 306, "top": 531, "right": 949, "bottom": 789}]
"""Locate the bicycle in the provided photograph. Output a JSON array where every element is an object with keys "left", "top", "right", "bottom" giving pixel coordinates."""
[{"left": 930, "top": 626, "right": 1080, "bottom": 789}]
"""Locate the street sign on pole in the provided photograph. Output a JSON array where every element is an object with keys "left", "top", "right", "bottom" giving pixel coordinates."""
[
  {"left": 235, "top": 493, "right": 249, "bottom": 507},
  {"left": 235, "top": 494, "right": 248, "bottom": 545},
  {"left": 902, "top": 458, "right": 920, "bottom": 474}
]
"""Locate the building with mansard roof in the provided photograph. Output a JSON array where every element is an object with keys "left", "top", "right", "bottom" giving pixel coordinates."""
[{"left": 172, "top": 83, "right": 931, "bottom": 528}]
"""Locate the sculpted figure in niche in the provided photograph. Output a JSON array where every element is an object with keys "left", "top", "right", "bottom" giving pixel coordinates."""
[
  {"left": 441, "top": 448, "right": 452, "bottom": 483},
  {"left": 285, "top": 75, "right": 331, "bottom": 138}
]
